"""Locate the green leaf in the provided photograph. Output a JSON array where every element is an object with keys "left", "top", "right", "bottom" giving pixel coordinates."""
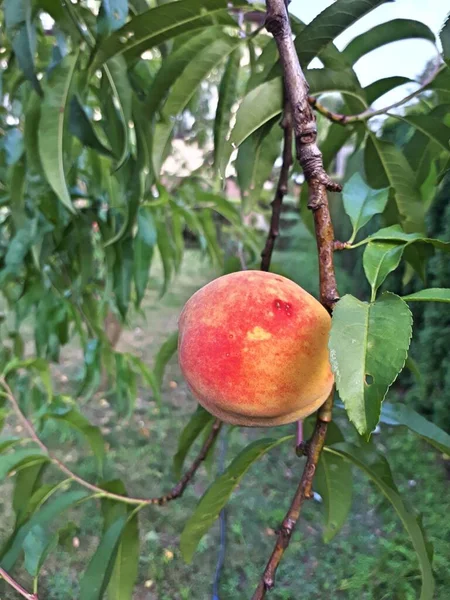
[
  {"left": 133, "top": 206, "right": 157, "bottom": 307},
  {"left": 440, "top": 14, "right": 450, "bottom": 66},
  {"left": 0, "top": 449, "right": 47, "bottom": 482},
  {"left": 294, "top": 0, "right": 389, "bottom": 67},
  {"left": 113, "top": 237, "right": 134, "bottom": 318},
  {"left": 146, "top": 27, "right": 227, "bottom": 117},
  {"left": 326, "top": 444, "right": 434, "bottom": 600},
  {"left": 38, "top": 52, "right": 79, "bottom": 214},
  {"left": 180, "top": 436, "right": 292, "bottom": 562},
  {"left": 69, "top": 96, "right": 113, "bottom": 157},
  {"left": 365, "top": 134, "right": 425, "bottom": 233},
  {"left": 107, "top": 512, "right": 139, "bottom": 600},
  {"left": 380, "top": 402, "right": 450, "bottom": 455},
  {"left": 103, "top": 56, "right": 132, "bottom": 170},
  {"left": 1, "top": 490, "right": 90, "bottom": 570},
  {"left": 92, "top": 0, "right": 245, "bottom": 68},
  {"left": 12, "top": 462, "right": 47, "bottom": 525},
  {"left": 363, "top": 241, "right": 406, "bottom": 298},
  {"left": 3, "top": 358, "right": 52, "bottom": 401},
  {"left": 173, "top": 406, "right": 214, "bottom": 478},
  {"left": 392, "top": 114, "right": 450, "bottom": 153},
  {"left": 154, "top": 331, "right": 179, "bottom": 388},
  {"left": 23, "top": 524, "right": 58, "bottom": 578},
  {"left": 156, "top": 218, "right": 174, "bottom": 297},
  {"left": 357, "top": 224, "right": 450, "bottom": 252},
  {"left": 364, "top": 76, "right": 413, "bottom": 104},
  {"left": 152, "top": 35, "right": 239, "bottom": 175},
  {"left": 46, "top": 407, "right": 105, "bottom": 473},
  {"left": 342, "top": 173, "right": 389, "bottom": 243},
  {"left": 223, "top": 77, "right": 282, "bottom": 175},
  {"left": 4, "top": 0, "right": 42, "bottom": 95},
  {"left": 314, "top": 428, "right": 352, "bottom": 543},
  {"left": 329, "top": 293, "right": 412, "bottom": 437},
  {"left": 342, "top": 19, "right": 435, "bottom": 65},
  {"left": 214, "top": 46, "right": 241, "bottom": 172},
  {"left": 126, "top": 354, "right": 161, "bottom": 406},
  {"left": 99, "top": 0, "right": 129, "bottom": 34},
  {"left": 236, "top": 117, "right": 282, "bottom": 210},
  {"left": 79, "top": 517, "right": 127, "bottom": 600},
  {"left": 402, "top": 288, "right": 450, "bottom": 303}
]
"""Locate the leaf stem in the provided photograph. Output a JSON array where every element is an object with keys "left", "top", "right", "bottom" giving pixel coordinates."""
[
  {"left": 0, "top": 567, "right": 38, "bottom": 600},
  {"left": 0, "top": 377, "right": 221, "bottom": 507}
]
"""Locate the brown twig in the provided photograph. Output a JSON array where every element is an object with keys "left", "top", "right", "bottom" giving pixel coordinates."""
[
  {"left": 0, "top": 567, "right": 38, "bottom": 600},
  {"left": 0, "top": 377, "right": 221, "bottom": 507},
  {"left": 308, "top": 61, "right": 445, "bottom": 126},
  {"left": 260, "top": 100, "right": 293, "bottom": 271},
  {"left": 252, "top": 1, "right": 341, "bottom": 597}
]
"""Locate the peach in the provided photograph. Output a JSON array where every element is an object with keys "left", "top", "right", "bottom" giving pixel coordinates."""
[{"left": 178, "top": 271, "right": 334, "bottom": 427}]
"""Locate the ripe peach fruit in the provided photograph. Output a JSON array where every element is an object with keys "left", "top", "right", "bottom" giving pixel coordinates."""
[{"left": 178, "top": 271, "right": 333, "bottom": 427}]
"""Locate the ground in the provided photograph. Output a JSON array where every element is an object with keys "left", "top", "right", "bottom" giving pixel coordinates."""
[{"left": 1, "top": 250, "right": 449, "bottom": 600}]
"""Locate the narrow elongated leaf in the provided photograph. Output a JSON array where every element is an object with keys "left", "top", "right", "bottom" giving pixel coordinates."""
[
  {"left": 99, "top": 0, "right": 129, "bottom": 34},
  {"left": 363, "top": 241, "right": 406, "bottom": 298},
  {"left": 0, "top": 449, "right": 47, "bottom": 482},
  {"left": 146, "top": 27, "right": 226, "bottom": 117},
  {"left": 4, "top": 0, "right": 42, "bottom": 95},
  {"left": 357, "top": 224, "right": 450, "bottom": 252},
  {"left": 1, "top": 491, "right": 90, "bottom": 570},
  {"left": 380, "top": 402, "right": 450, "bottom": 455},
  {"left": 365, "top": 134, "right": 425, "bottom": 233},
  {"left": 103, "top": 56, "right": 132, "bottom": 170},
  {"left": 326, "top": 444, "right": 434, "bottom": 600},
  {"left": 294, "top": 0, "right": 389, "bottom": 67},
  {"left": 173, "top": 406, "right": 214, "bottom": 478},
  {"left": 314, "top": 426, "right": 352, "bottom": 543},
  {"left": 343, "top": 173, "right": 389, "bottom": 242},
  {"left": 342, "top": 20, "right": 435, "bottom": 65},
  {"left": 13, "top": 462, "right": 47, "bottom": 525},
  {"left": 154, "top": 331, "right": 179, "bottom": 387},
  {"left": 329, "top": 293, "right": 412, "bottom": 437},
  {"left": 180, "top": 436, "right": 292, "bottom": 562},
  {"left": 46, "top": 408, "right": 105, "bottom": 473},
  {"left": 113, "top": 238, "right": 134, "bottom": 318},
  {"left": 441, "top": 14, "right": 450, "bottom": 66},
  {"left": 156, "top": 219, "right": 174, "bottom": 296},
  {"left": 391, "top": 114, "right": 450, "bottom": 153},
  {"left": 133, "top": 206, "right": 157, "bottom": 307},
  {"left": 38, "top": 52, "right": 79, "bottom": 214},
  {"left": 79, "top": 517, "right": 127, "bottom": 600},
  {"left": 402, "top": 288, "right": 450, "bottom": 303},
  {"left": 69, "top": 96, "right": 113, "bottom": 156},
  {"left": 107, "top": 512, "right": 139, "bottom": 600},
  {"left": 126, "top": 354, "right": 161, "bottom": 406},
  {"left": 92, "top": 0, "right": 246, "bottom": 68},
  {"left": 23, "top": 525, "right": 58, "bottom": 577},
  {"left": 364, "top": 76, "right": 414, "bottom": 104},
  {"left": 152, "top": 35, "right": 239, "bottom": 174},
  {"left": 214, "top": 46, "right": 241, "bottom": 172}
]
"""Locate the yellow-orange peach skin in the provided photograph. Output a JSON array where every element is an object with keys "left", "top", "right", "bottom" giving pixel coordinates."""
[{"left": 178, "top": 271, "right": 334, "bottom": 427}]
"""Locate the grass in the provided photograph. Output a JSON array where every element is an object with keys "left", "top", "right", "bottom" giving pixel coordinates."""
[{"left": 1, "top": 249, "right": 450, "bottom": 600}]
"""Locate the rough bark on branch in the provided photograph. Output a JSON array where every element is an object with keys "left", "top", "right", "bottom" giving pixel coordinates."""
[{"left": 252, "top": 1, "right": 341, "bottom": 596}]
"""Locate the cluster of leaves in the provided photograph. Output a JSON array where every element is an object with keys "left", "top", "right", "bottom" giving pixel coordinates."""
[{"left": 0, "top": 0, "right": 450, "bottom": 598}]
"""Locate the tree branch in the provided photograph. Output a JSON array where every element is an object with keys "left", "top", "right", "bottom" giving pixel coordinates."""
[
  {"left": 252, "top": 1, "right": 341, "bottom": 596},
  {"left": 260, "top": 101, "right": 293, "bottom": 271},
  {"left": 0, "top": 377, "right": 221, "bottom": 507},
  {"left": 308, "top": 61, "right": 445, "bottom": 126},
  {"left": 0, "top": 567, "right": 38, "bottom": 600}
]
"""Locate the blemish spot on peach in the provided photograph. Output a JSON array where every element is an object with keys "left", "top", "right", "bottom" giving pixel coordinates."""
[
  {"left": 246, "top": 326, "right": 272, "bottom": 341},
  {"left": 274, "top": 299, "right": 283, "bottom": 310}
]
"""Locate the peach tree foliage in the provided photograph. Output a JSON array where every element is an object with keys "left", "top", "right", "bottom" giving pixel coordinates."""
[{"left": 0, "top": 0, "right": 449, "bottom": 598}]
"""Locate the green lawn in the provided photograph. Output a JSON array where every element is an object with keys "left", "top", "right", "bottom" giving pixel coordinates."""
[{"left": 1, "top": 250, "right": 449, "bottom": 600}]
